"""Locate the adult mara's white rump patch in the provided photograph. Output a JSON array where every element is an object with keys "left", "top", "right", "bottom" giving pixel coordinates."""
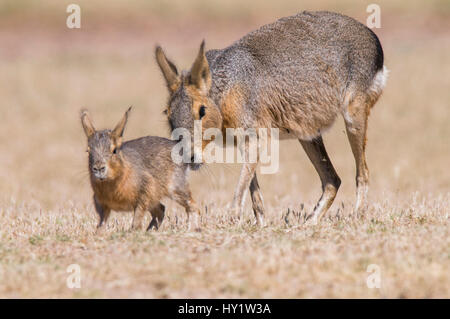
[{"left": 369, "top": 65, "right": 389, "bottom": 96}]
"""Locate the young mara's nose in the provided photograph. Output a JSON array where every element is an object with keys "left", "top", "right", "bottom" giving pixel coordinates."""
[{"left": 92, "top": 164, "right": 107, "bottom": 179}]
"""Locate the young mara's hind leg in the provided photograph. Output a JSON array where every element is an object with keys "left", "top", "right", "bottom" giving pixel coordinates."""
[
  {"left": 344, "top": 95, "right": 372, "bottom": 213},
  {"left": 131, "top": 205, "right": 147, "bottom": 230},
  {"left": 249, "top": 173, "right": 265, "bottom": 227},
  {"left": 174, "top": 192, "right": 201, "bottom": 232},
  {"left": 147, "top": 203, "right": 165, "bottom": 231},
  {"left": 299, "top": 136, "right": 341, "bottom": 224}
]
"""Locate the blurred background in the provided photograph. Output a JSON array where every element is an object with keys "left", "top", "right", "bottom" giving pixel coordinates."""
[{"left": 0, "top": 0, "right": 449, "bottom": 212}]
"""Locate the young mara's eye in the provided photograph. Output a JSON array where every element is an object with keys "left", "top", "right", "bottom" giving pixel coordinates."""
[
  {"left": 112, "top": 147, "right": 117, "bottom": 154},
  {"left": 199, "top": 105, "right": 206, "bottom": 119}
]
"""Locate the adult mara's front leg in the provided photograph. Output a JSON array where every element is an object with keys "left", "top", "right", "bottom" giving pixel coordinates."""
[
  {"left": 249, "top": 173, "right": 266, "bottom": 226},
  {"left": 230, "top": 162, "right": 259, "bottom": 224}
]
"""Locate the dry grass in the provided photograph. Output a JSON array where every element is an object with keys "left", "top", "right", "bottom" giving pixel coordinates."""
[
  {"left": 0, "top": 1, "right": 449, "bottom": 298},
  {"left": 0, "top": 194, "right": 448, "bottom": 298}
]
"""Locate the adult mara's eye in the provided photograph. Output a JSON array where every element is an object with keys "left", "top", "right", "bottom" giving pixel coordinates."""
[
  {"left": 199, "top": 105, "right": 206, "bottom": 119},
  {"left": 112, "top": 147, "right": 117, "bottom": 154}
]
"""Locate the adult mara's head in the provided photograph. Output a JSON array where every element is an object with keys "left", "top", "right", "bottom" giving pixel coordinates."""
[{"left": 155, "top": 41, "right": 223, "bottom": 154}]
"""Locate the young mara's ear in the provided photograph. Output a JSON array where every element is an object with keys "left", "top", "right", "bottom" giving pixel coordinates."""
[
  {"left": 81, "top": 109, "right": 95, "bottom": 138},
  {"left": 189, "top": 40, "right": 211, "bottom": 94},
  {"left": 112, "top": 106, "right": 132, "bottom": 143},
  {"left": 155, "top": 46, "right": 180, "bottom": 94}
]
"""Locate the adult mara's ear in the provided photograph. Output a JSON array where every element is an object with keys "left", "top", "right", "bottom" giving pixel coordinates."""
[
  {"left": 189, "top": 40, "right": 211, "bottom": 94},
  {"left": 80, "top": 109, "right": 95, "bottom": 138},
  {"left": 155, "top": 45, "right": 180, "bottom": 94},
  {"left": 112, "top": 106, "right": 132, "bottom": 146}
]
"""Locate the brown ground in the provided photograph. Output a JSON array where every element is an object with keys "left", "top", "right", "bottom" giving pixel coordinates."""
[{"left": 0, "top": 0, "right": 448, "bottom": 298}]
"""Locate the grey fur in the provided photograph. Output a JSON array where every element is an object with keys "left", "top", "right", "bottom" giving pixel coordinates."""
[
  {"left": 81, "top": 109, "right": 201, "bottom": 231},
  {"left": 156, "top": 11, "right": 387, "bottom": 225}
]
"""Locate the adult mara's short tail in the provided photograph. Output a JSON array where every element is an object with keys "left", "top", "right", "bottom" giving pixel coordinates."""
[{"left": 368, "top": 65, "right": 389, "bottom": 104}]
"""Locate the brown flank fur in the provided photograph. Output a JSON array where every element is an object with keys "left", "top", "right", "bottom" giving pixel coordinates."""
[{"left": 81, "top": 107, "right": 200, "bottom": 232}]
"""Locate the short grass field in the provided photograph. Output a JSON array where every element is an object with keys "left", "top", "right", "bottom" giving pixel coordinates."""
[{"left": 0, "top": 0, "right": 449, "bottom": 297}]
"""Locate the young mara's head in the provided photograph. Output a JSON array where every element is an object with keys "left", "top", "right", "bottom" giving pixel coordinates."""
[{"left": 81, "top": 107, "right": 131, "bottom": 182}]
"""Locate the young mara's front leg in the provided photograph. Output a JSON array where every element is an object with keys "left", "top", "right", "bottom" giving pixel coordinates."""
[{"left": 94, "top": 196, "right": 110, "bottom": 232}]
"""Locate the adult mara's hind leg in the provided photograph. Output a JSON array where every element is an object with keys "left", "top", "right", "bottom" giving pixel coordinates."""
[
  {"left": 344, "top": 94, "right": 372, "bottom": 213},
  {"left": 299, "top": 136, "right": 341, "bottom": 224}
]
